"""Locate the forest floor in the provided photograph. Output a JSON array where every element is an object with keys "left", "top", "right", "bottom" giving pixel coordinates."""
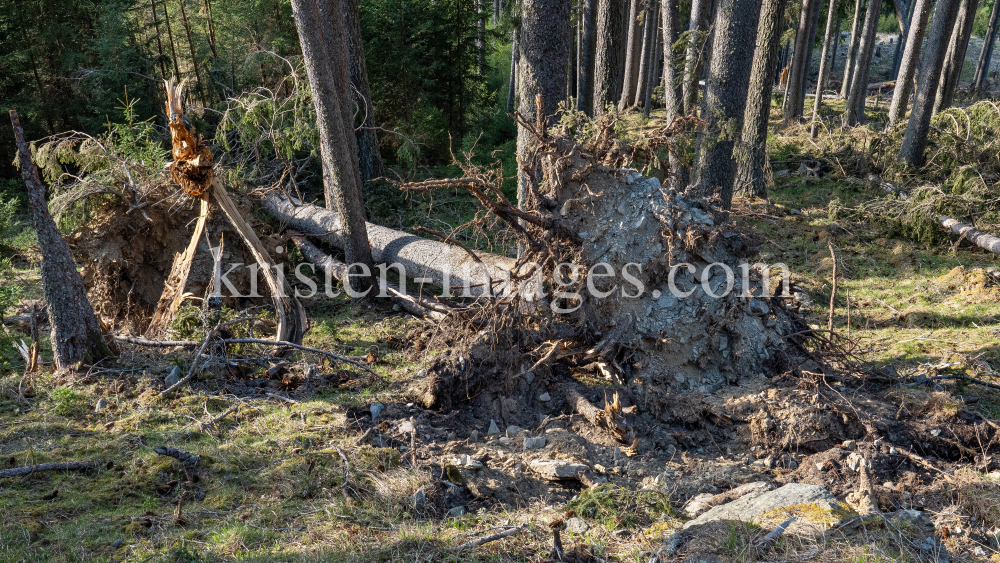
[{"left": 3, "top": 103, "right": 1000, "bottom": 563}]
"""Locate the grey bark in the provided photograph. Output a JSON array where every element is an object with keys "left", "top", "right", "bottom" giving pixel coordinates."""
[
  {"left": 687, "top": 0, "right": 763, "bottom": 209},
  {"left": 643, "top": 8, "right": 662, "bottom": 117},
  {"left": 973, "top": 0, "right": 1000, "bottom": 95},
  {"left": 621, "top": 0, "right": 644, "bottom": 108},
  {"left": 682, "top": 0, "right": 712, "bottom": 114},
  {"left": 10, "top": 110, "right": 111, "bottom": 369},
  {"left": 594, "top": 0, "right": 629, "bottom": 113},
  {"left": 810, "top": 0, "right": 840, "bottom": 136},
  {"left": 635, "top": 0, "right": 658, "bottom": 106},
  {"left": 829, "top": 17, "right": 841, "bottom": 84},
  {"left": 889, "top": 0, "right": 912, "bottom": 79},
  {"left": 507, "top": 27, "right": 520, "bottom": 112},
  {"left": 843, "top": 0, "right": 881, "bottom": 125},
  {"left": 578, "top": 0, "right": 598, "bottom": 113},
  {"left": 735, "top": 0, "right": 789, "bottom": 198},
  {"left": 517, "top": 0, "right": 570, "bottom": 211},
  {"left": 660, "top": 0, "right": 683, "bottom": 119},
  {"left": 0, "top": 461, "right": 98, "bottom": 480},
  {"left": 939, "top": 216, "right": 1000, "bottom": 254},
  {"left": 344, "top": 0, "right": 383, "bottom": 184},
  {"left": 899, "top": 0, "right": 962, "bottom": 167},
  {"left": 888, "top": 0, "right": 932, "bottom": 125},
  {"left": 783, "top": 0, "right": 823, "bottom": 121},
  {"left": 841, "top": 0, "right": 865, "bottom": 98},
  {"left": 935, "top": 0, "right": 978, "bottom": 112},
  {"left": 290, "top": 0, "right": 375, "bottom": 296}
]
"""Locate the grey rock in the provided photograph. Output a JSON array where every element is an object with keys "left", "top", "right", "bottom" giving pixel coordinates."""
[
  {"left": 448, "top": 506, "right": 466, "bottom": 517},
  {"left": 370, "top": 402, "right": 385, "bottom": 421},
  {"left": 398, "top": 420, "right": 415, "bottom": 434},
  {"left": 94, "top": 398, "right": 108, "bottom": 412},
  {"left": 538, "top": 392, "right": 551, "bottom": 402},
  {"left": 111, "top": 538, "right": 123, "bottom": 548},
  {"left": 683, "top": 493, "right": 716, "bottom": 517},
  {"left": 684, "top": 483, "right": 851, "bottom": 529},
  {"left": 487, "top": 420, "right": 501, "bottom": 436},
  {"left": 506, "top": 425, "right": 525, "bottom": 436},
  {"left": 749, "top": 299, "right": 770, "bottom": 316},
  {"left": 564, "top": 517, "right": 590, "bottom": 534},
  {"left": 529, "top": 459, "right": 589, "bottom": 480},
  {"left": 412, "top": 488, "right": 426, "bottom": 509},
  {"left": 888, "top": 509, "right": 934, "bottom": 535},
  {"left": 468, "top": 430, "right": 479, "bottom": 442},
  {"left": 842, "top": 440, "right": 857, "bottom": 450},
  {"left": 164, "top": 366, "right": 182, "bottom": 387},
  {"left": 523, "top": 436, "right": 546, "bottom": 450}
]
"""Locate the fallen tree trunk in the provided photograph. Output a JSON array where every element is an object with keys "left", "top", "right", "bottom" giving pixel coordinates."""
[
  {"left": 264, "top": 193, "right": 515, "bottom": 297},
  {"left": 940, "top": 216, "right": 1000, "bottom": 254}
]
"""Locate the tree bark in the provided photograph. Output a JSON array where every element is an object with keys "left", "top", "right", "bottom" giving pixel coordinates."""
[
  {"left": 10, "top": 110, "right": 111, "bottom": 369},
  {"left": 643, "top": 4, "right": 664, "bottom": 117},
  {"left": 161, "top": 0, "right": 182, "bottom": 79},
  {"left": 888, "top": 0, "right": 932, "bottom": 125},
  {"left": 843, "top": 0, "right": 881, "bottom": 125},
  {"left": 177, "top": 0, "right": 207, "bottom": 104},
  {"left": 203, "top": 0, "right": 220, "bottom": 58},
  {"left": 593, "top": 0, "right": 629, "bottom": 114},
  {"left": 660, "top": 0, "right": 683, "bottom": 119},
  {"left": 783, "top": 0, "right": 822, "bottom": 121},
  {"left": 620, "top": 0, "right": 644, "bottom": 108},
  {"left": 840, "top": 0, "right": 865, "bottom": 98},
  {"left": 735, "top": 0, "right": 789, "bottom": 198},
  {"left": 973, "top": 0, "right": 1000, "bottom": 96},
  {"left": 344, "top": 0, "right": 384, "bottom": 184},
  {"left": 935, "top": 0, "right": 978, "bottom": 112},
  {"left": 291, "top": 0, "right": 375, "bottom": 296},
  {"left": 899, "top": 0, "right": 962, "bottom": 167},
  {"left": 150, "top": 0, "right": 168, "bottom": 79},
  {"left": 634, "top": 0, "right": 658, "bottom": 106},
  {"left": 682, "top": 0, "right": 712, "bottom": 114},
  {"left": 577, "top": 0, "right": 598, "bottom": 114},
  {"left": 830, "top": 17, "right": 841, "bottom": 81},
  {"left": 507, "top": 27, "right": 520, "bottom": 112},
  {"left": 939, "top": 216, "right": 1000, "bottom": 254},
  {"left": 810, "top": 0, "right": 840, "bottom": 136},
  {"left": 688, "top": 0, "right": 763, "bottom": 209}
]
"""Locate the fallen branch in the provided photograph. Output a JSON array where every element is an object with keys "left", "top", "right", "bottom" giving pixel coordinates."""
[
  {"left": 905, "top": 374, "right": 1000, "bottom": 391},
  {"left": 939, "top": 216, "right": 1000, "bottom": 255},
  {"left": 154, "top": 446, "right": 201, "bottom": 469},
  {"left": 759, "top": 517, "right": 797, "bottom": 548},
  {"left": 160, "top": 325, "right": 219, "bottom": 396},
  {"left": 335, "top": 447, "right": 350, "bottom": 489},
  {"left": 454, "top": 523, "right": 529, "bottom": 552},
  {"left": 827, "top": 241, "right": 837, "bottom": 333},
  {"left": 0, "top": 461, "right": 98, "bottom": 480},
  {"left": 114, "top": 336, "right": 199, "bottom": 347},
  {"left": 566, "top": 388, "right": 634, "bottom": 445},
  {"left": 218, "top": 339, "right": 375, "bottom": 374},
  {"left": 200, "top": 404, "right": 240, "bottom": 430}
]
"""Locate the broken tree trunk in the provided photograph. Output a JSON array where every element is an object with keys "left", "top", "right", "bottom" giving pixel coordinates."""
[
  {"left": 146, "top": 194, "right": 210, "bottom": 334},
  {"left": 10, "top": 110, "right": 112, "bottom": 369},
  {"left": 939, "top": 216, "right": 1000, "bottom": 254}
]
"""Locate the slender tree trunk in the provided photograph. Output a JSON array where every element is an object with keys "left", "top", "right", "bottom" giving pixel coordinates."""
[
  {"left": 688, "top": 0, "right": 763, "bottom": 209},
  {"left": 344, "top": 0, "right": 383, "bottom": 184},
  {"left": 517, "top": 0, "right": 570, "bottom": 211},
  {"left": 888, "top": 0, "right": 910, "bottom": 78},
  {"left": 593, "top": 0, "right": 629, "bottom": 114},
  {"left": 843, "top": 0, "right": 881, "bottom": 125},
  {"left": 621, "top": 0, "right": 644, "bottom": 108},
  {"left": 899, "top": 0, "right": 962, "bottom": 167},
  {"left": 507, "top": 27, "right": 520, "bottom": 111},
  {"left": 571, "top": 8, "right": 579, "bottom": 104},
  {"left": 783, "top": 0, "right": 822, "bottom": 121},
  {"left": 660, "top": 0, "right": 683, "bottom": 118},
  {"left": 577, "top": 0, "right": 598, "bottom": 113},
  {"left": 841, "top": 0, "right": 864, "bottom": 97},
  {"left": 643, "top": 5, "right": 663, "bottom": 116},
  {"left": 935, "top": 0, "right": 978, "bottom": 112},
  {"left": 202, "top": 0, "right": 219, "bottom": 58},
  {"left": 290, "top": 0, "right": 375, "bottom": 296},
  {"left": 150, "top": 0, "right": 169, "bottom": 78},
  {"left": 162, "top": 0, "right": 182, "bottom": 79},
  {"left": 888, "top": 0, "right": 931, "bottom": 125},
  {"left": 682, "top": 0, "right": 712, "bottom": 114},
  {"left": 799, "top": 0, "right": 823, "bottom": 110},
  {"left": 830, "top": 17, "right": 840, "bottom": 79},
  {"left": 635, "top": 0, "right": 658, "bottom": 106},
  {"left": 735, "top": 0, "right": 789, "bottom": 198},
  {"left": 9, "top": 111, "right": 111, "bottom": 369},
  {"left": 810, "top": 0, "right": 840, "bottom": 136},
  {"left": 973, "top": 0, "right": 1000, "bottom": 96},
  {"left": 177, "top": 0, "right": 207, "bottom": 104}
]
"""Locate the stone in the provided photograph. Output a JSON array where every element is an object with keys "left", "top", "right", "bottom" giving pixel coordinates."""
[
  {"left": 487, "top": 420, "right": 501, "bottom": 436},
  {"left": 842, "top": 440, "right": 856, "bottom": 450},
  {"left": 469, "top": 430, "right": 479, "bottom": 442},
  {"left": 749, "top": 299, "right": 770, "bottom": 316},
  {"left": 447, "top": 432, "right": 457, "bottom": 442},
  {"left": 506, "top": 425, "right": 525, "bottom": 436},
  {"left": 887, "top": 509, "right": 934, "bottom": 535},
  {"left": 412, "top": 489, "right": 426, "bottom": 509},
  {"left": 448, "top": 506, "right": 466, "bottom": 517},
  {"left": 564, "top": 517, "right": 590, "bottom": 534},
  {"left": 538, "top": 392, "right": 551, "bottom": 402},
  {"left": 683, "top": 493, "right": 716, "bottom": 517},
  {"left": 164, "top": 366, "right": 182, "bottom": 387},
  {"left": 94, "top": 398, "right": 108, "bottom": 412},
  {"left": 369, "top": 402, "right": 385, "bottom": 421},
  {"left": 398, "top": 420, "right": 415, "bottom": 434},
  {"left": 523, "top": 436, "right": 546, "bottom": 450},
  {"left": 931, "top": 429, "right": 942, "bottom": 436},
  {"left": 529, "top": 459, "right": 589, "bottom": 480},
  {"left": 683, "top": 482, "right": 773, "bottom": 517},
  {"left": 683, "top": 483, "right": 853, "bottom": 530},
  {"left": 111, "top": 538, "right": 123, "bottom": 548}
]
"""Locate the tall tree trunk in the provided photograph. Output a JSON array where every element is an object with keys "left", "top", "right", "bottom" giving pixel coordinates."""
[
  {"left": 202, "top": 0, "right": 219, "bottom": 58},
  {"left": 507, "top": 27, "right": 520, "bottom": 111},
  {"left": 517, "top": 0, "right": 570, "bottom": 211},
  {"left": 783, "top": 0, "right": 822, "bottom": 121},
  {"left": 577, "top": 0, "right": 598, "bottom": 113},
  {"left": 935, "top": 0, "right": 978, "bottom": 112},
  {"left": 810, "top": 0, "right": 840, "bottom": 136},
  {"left": 150, "top": 0, "right": 169, "bottom": 78},
  {"left": 735, "top": 0, "right": 789, "bottom": 198},
  {"left": 593, "top": 0, "right": 628, "bottom": 114},
  {"left": 660, "top": 0, "right": 683, "bottom": 119},
  {"left": 840, "top": 0, "right": 864, "bottom": 97},
  {"left": 899, "top": 0, "right": 962, "bottom": 167},
  {"left": 634, "top": 0, "right": 658, "bottom": 106},
  {"left": 682, "top": 0, "right": 712, "bottom": 114},
  {"left": 799, "top": 0, "right": 823, "bottom": 109},
  {"left": 9, "top": 111, "right": 111, "bottom": 369},
  {"left": 973, "top": 0, "right": 1000, "bottom": 96},
  {"left": 290, "top": 0, "right": 375, "bottom": 296},
  {"left": 889, "top": 0, "right": 911, "bottom": 78},
  {"left": 688, "top": 0, "right": 763, "bottom": 209},
  {"left": 177, "top": 0, "right": 207, "bottom": 104},
  {"left": 643, "top": 5, "right": 662, "bottom": 116},
  {"left": 843, "top": 0, "right": 881, "bottom": 125},
  {"left": 344, "top": 0, "right": 384, "bottom": 184},
  {"left": 162, "top": 0, "right": 182, "bottom": 79},
  {"left": 888, "top": 0, "right": 932, "bottom": 125},
  {"left": 620, "top": 0, "right": 644, "bottom": 108},
  {"left": 830, "top": 17, "right": 841, "bottom": 78}
]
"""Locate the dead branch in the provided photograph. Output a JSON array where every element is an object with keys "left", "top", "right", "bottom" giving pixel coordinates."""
[
  {"left": 827, "top": 241, "right": 837, "bottom": 333},
  {"left": 565, "top": 388, "right": 634, "bottom": 447},
  {"left": 939, "top": 216, "right": 1000, "bottom": 254},
  {"left": 114, "top": 336, "right": 199, "bottom": 347},
  {"left": 454, "top": 523, "right": 529, "bottom": 552},
  {"left": 160, "top": 324, "right": 219, "bottom": 396},
  {"left": 200, "top": 404, "right": 240, "bottom": 430},
  {"left": 759, "top": 517, "right": 797, "bottom": 548},
  {"left": 335, "top": 447, "right": 350, "bottom": 489},
  {"left": 906, "top": 373, "right": 1000, "bottom": 391},
  {"left": 218, "top": 339, "right": 375, "bottom": 373},
  {"left": 154, "top": 446, "right": 201, "bottom": 468},
  {"left": 0, "top": 461, "right": 99, "bottom": 480}
]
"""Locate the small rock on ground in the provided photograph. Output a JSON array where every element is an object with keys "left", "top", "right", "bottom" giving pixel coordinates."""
[
  {"left": 523, "top": 436, "right": 546, "bottom": 450},
  {"left": 164, "top": 366, "right": 181, "bottom": 387},
  {"left": 487, "top": 420, "right": 501, "bottom": 435},
  {"left": 564, "top": 517, "right": 589, "bottom": 534},
  {"left": 684, "top": 483, "right": 852, "bottom": 529},
  {"left": 529, "top": 459, "right": 589, "bottom": 480}
]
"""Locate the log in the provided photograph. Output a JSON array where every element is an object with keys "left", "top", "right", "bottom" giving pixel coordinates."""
[
  {"left": 146, "top": 194, "right": 210, "bottom": 336},
  {"left": 263, "top": 194, "right": 516, "bottom": 297},
  {"left": 0, "top": 461, "right": 98, "bottom": 480},
  {"left": 940, "top": 216, "right": 1000, "bottom": 254}
]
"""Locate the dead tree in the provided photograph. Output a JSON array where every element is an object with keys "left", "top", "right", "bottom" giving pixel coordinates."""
[
  {"left": 783, "top": 0, "right": 822, "bottom": 122},
  {"left": 290, "top": 0, "right": 376, "bottom": 297},
  {"left": 934, "top": 0, "right": 979, "bottom": 112},
  {"left": 899, "top": 0, "right": 962, "bottom": 167},
  {"left": 10, "top": 110, "right": 111, "bottom": 369},
  {"left": 592, "top": 0, "right": 628, "bottom": 114},
  {"left": 841, "top": 0, "right": 865, "bottom": 98},
  {"left": 887, "top": 0, "right": 932, "bottom": 126},
  {"left": 844, "top": 0, "right": 882, "bottom": 125},
  {"left": 973, "top": 0, "right": 1000, "bottom": 96}
]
